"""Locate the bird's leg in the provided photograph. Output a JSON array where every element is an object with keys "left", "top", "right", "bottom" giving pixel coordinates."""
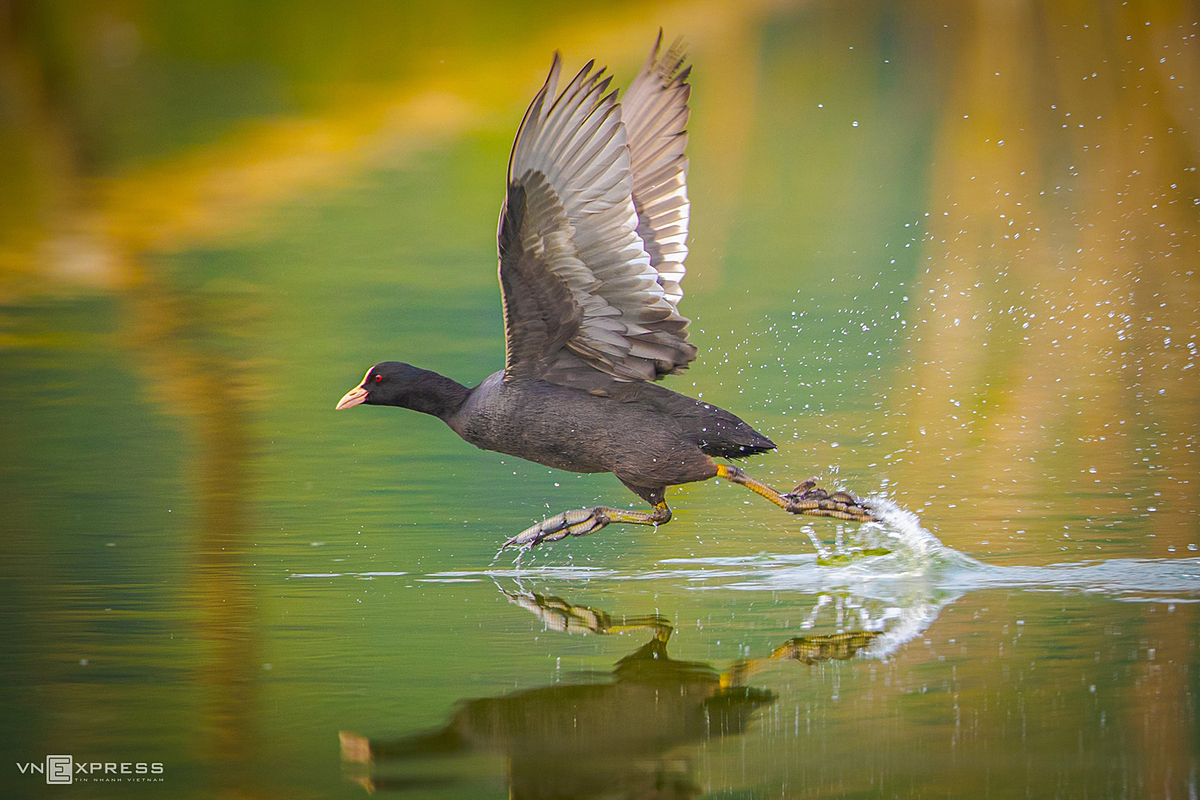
[
  {"left": 720, "top": 631, "right": 882, "bottom": 688},
  {"left": 715, "top": 465, "right": 877, "bottom": 523},
  {"left": 503, "top": 501, "right": 672, "bottom": 550},
  {"left": 502, "top": 587, "right": 674, "bottom": 640}
]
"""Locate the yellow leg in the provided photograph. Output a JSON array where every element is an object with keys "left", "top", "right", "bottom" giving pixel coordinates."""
[
  {"left": 715, "top": 464, "right": 789, "bottom": 508},
  {"left": 504, "top": 501, "right": 671, "bottom": 549},
  {"left": 720, "top": 631, "right": 883, "bottom": 688},
  {"left": 715, "top": 464, "right": 877, "bottom": 523}
]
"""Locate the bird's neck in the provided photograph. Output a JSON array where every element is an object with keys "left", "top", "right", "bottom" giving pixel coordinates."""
[{"left": 399, "top": 368, "right": 471, "bottom": 420}]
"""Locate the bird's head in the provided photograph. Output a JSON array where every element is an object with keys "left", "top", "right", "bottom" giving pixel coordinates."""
[{"left": 335, "top": 361, "right": 418, "bottom": 410}]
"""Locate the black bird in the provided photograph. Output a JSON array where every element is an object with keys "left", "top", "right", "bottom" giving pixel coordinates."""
[{"left": 337, "top": 33, "right": 876, "bottom": 548}]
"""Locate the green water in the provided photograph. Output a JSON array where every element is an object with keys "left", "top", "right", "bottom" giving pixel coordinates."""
[{"left": 2, "top": 1, "right": 1198, "bottom": 797}]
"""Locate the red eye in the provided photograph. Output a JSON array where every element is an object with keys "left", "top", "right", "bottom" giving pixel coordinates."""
[{"left": 374, "top": 375, "right": 383, "bottom": 383}]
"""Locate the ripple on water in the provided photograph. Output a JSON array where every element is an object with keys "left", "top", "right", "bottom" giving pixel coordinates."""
[{"left": 289, "top": 499, "right": 1200, "bottom": 607}]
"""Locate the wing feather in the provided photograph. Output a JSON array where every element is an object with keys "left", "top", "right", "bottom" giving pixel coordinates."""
[
  {"left": 497, "top": 42, "right": 698, "bottom": 394},
  {"left": 623, "top": 32, "right": 693, "bottom": 303}
]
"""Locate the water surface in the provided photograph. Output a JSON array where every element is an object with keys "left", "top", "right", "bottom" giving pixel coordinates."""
[{"left": 2, "top": 1, "right": 1198, "bottom": 797}]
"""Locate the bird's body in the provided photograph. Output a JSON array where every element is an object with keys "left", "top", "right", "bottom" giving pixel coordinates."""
[
  {"left": 337, "top": 33, "right": 876, "bottom": 548},
  {"left": 435, "top": 369, "right": 775, "bottom": 490}
]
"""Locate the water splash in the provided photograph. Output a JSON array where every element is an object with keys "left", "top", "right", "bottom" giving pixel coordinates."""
[
  {"left": 862, "top": 494, "right": 962, "bottom": 562},
  {"left": 648, "top": 496, "right": 1199, "bottom": 657},
  {"left": 294, "top": 499, "right": 1200, "bottom": 660},
  {"left": 661, "top": 493, "right": 1198, "bottom": 600}
]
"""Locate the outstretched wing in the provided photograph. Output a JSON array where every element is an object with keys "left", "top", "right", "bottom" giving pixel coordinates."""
[
  {"left": 497, "top": 49, "right": 697, "bottom": 394},
  {"left": 623, "top": 31, "right": 692, "bottom": 306}
]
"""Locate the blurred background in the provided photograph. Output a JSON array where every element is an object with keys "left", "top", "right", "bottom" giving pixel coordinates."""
[{"left": 1, "top": 0, "right": 1197, "bottom": 797}]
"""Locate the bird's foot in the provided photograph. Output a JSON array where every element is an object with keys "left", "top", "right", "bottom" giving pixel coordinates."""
[
  {"left": 503, "top": 507, "right": 611, "bottom": 550},
  {"left": 770, "top": 631, "right": 882, "bottom": 664},
  {"left": 783, "top": 479, "right": 877, "bottom": 523}
]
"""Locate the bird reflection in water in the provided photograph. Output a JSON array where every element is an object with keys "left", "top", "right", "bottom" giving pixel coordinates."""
[{"left": 339, "top": 586, "right": 878, "bottom": 797}]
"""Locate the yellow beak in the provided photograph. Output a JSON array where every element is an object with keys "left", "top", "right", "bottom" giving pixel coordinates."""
[{"left": 335, "top": 385, "right": 369, "bottom": 410}]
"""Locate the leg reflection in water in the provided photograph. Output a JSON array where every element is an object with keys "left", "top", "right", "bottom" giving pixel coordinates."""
[{"left": 339, "top": 585, "right": 880, "bottom": 798}]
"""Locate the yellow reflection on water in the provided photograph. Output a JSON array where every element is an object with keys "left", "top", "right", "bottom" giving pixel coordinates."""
[{"left": 893, "top": 0, "right": 1199, "bottom": 561}]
